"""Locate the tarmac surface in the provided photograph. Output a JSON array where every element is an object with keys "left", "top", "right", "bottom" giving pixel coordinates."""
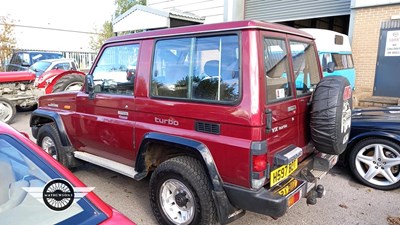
[{"left": 12, "top": 112, "right": 400, "bottom": 225}]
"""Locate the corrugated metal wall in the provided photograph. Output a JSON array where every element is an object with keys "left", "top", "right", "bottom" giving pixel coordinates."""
[{"left": 245, "top": 0, "right": 351, "bottom": 22}]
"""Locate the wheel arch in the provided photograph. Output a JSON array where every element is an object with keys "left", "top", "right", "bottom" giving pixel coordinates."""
[
  {"left": 135, "top": 132, "right": 243, "bottom": 224},
  {"left": 30, "top": 109, "right": 71, "bottom": 147},
  {"left": 44, "top": 70, "right": 85, "bottom": 94}
]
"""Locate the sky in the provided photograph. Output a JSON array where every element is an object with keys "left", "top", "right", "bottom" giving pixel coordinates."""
[
  {"left": 0, "top": 0, "right": 115, "bottom": 32},
  {"left": 0, "top": 0, "right": 116, "bottom": 52}
]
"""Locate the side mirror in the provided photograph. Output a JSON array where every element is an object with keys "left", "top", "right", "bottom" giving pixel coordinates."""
[
  {"left": 21, "top": 61, "right": 30, "bottom": 67},
  {"left": 85, "top": 74, "right": 95, "bottom": 99},
  {"left": 327, "top": 62, "right": 335, "bottom": 73}
]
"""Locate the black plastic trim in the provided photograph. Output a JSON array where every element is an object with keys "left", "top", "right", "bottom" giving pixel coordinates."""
[
  {"left": 224, "top": 183, "right": 288, "bottom": 218},
  {"left": 30, "top": 109, "right": 71, "bottom": 146},
  {"left": 136, "top": 132, "right": 242, "bottom": 224},
  {"left": 251, "top": 140, "right": 267, "bottom": 155},
  {"left": 274, "top": 145, "right": 302, "bottom": 166}
]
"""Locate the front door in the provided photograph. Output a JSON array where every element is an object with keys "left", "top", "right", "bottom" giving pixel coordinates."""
[
  {"left": 373, "top": 21, "right": 400, "bottom": 97},
  {"left": 72, "top": 43, "right": 140, "bottom": 166}
]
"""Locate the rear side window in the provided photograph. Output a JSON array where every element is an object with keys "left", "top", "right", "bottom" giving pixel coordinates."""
[
  {"left": 290, "top": 41, "right": 320, "bottom": 96},
  {"left": 264, "top": 38, "right": 292, "bottom": 103},
  {"left": 151, "top": 34, "right": 240, "bottom": 103}
]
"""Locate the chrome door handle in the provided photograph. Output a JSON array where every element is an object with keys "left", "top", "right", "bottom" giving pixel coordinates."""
[
  {"left": 118, "top": 111, "right": 128, "bottom": 116},
  {"left": 288, "top": 105, "right": 296, "bottom": 112}
]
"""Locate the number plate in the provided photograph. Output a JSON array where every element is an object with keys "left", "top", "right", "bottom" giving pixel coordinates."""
[{"left": 270, "top": 159, "right": 298, "bottom": 187}]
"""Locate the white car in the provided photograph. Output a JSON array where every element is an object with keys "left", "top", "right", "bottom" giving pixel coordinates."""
[{"left": 29, "top": 58, "right": 78, "bottom": 77}]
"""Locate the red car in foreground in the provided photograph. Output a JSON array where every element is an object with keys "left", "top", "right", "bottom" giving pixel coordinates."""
[{"left": 0, "top": 122, "right": 135, "bottom": 225}]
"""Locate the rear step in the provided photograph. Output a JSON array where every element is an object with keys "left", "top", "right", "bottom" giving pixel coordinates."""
[{"left": 74, "top": 151, "right": 138, "bottom": 179}]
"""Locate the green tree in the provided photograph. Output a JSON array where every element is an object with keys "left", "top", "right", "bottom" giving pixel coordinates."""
[
  {"left": 90, "top": 0, "right": 146, "bottom": 52},
  {"left": 0, "top": 16, "right": 16, "bottom": 71},
  {"left": 89, "top": 21, "right": 113, "bottom": 52},
  {"left": 114, "top": 0, "right": 146, "bottom": 18}
]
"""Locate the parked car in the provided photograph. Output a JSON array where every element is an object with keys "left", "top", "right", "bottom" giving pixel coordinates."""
[
  {"left": 6, "top": 51, "right": 63, "bottom": 72},
  {"left": 29, "top": 58, "right": 78, "bottom": 77},
  {"left": 0, "top": 121, "right": 135, "bottom": 224},
  {"left": 0, "top": 60, "right": 85, "bottom": 124},
  {"left": 31, "top": 20, "right": 352, "bottom": 225},
  {"left": 345, "top": 107, "right": 400, "bottom": 190}
]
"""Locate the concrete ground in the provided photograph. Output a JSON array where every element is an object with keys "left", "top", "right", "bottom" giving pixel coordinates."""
[{"left": 11, "top": 112, "right": 400, "bottom": 225}]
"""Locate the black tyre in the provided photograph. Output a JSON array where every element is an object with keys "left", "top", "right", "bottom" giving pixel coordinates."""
[
  {"left": 348, "top": 138, "right": 400, "bottom": 190},
  {"left": 37, "top": 123, "right": 70, "bottom": 168},
  {"left": 16, "top": 103, "right": 37, "bottom": 112},
  {"left": 52, "top": 74, "right": 85, "bottom": 93},
  {"left": 310, "top": 76, "right": 352, "bottom": 155},
  {"left": 149, "top": 156, "right": 217, "bottom": 225},
  {"left": 0, "top": 97, "right": 16, "bottom": 124}
]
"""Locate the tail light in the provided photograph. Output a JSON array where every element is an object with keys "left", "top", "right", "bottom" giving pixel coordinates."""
[
  {"left": 251, "top": 141, "right": 268, "bottom": 189},
  {"left": 253, "top": 154, "right": 267, "bottom": 172}
]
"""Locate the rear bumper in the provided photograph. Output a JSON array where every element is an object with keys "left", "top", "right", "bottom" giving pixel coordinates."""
[{"left": 223, "top": 153, "right": 338, "bottom": 218}]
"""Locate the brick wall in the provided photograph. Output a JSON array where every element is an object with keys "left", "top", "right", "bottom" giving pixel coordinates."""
[{"left": 352, "top": 4, "right": 400, "bottom": 104}]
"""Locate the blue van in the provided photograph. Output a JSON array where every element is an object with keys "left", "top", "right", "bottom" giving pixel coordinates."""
[{"left": 301, "top": 29, "right": 356, "bottom": 90}]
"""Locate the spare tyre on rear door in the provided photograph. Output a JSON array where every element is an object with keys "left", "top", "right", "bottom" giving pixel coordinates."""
[{"left": 310, "top": 75, "right": 352, "bottom": 155}]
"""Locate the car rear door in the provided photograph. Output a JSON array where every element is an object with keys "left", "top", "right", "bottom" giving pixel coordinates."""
[
  {"left": 262, "top": 32, "right": 300, "bottom": 187},
  {"left": 287, "top": 37, "right": 322, "bottom": 156}
]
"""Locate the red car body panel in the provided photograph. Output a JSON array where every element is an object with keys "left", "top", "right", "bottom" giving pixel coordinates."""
[
  {"left": 36, "top": 69, "right": 85, "bottom": 93},
  {"left": 0, "top": 71, "right": 36, "bottom": 82},
  {"left": 0, "top": 122, "right": 135, "bottom": 224},
  {"left": 36, "top": 21, "right": 318, "bottom": 189}
]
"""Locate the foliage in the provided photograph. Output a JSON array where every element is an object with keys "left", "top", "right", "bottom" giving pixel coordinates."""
[
  {"left": 114, "top": 0, "right": 146, "bottom": 18},
  {"left": 90, "top": 0, "right": 146, "bottom": 52},
  {"left": 0, "top": 16, "right": 16, "bottom": 71},
  {"left": 89, "top": 21, "right": 114, "bottom": 52}
]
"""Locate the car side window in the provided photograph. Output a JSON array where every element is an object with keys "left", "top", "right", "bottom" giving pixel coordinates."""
[
  {"left": 264, "top": 38, "right": 292, "bottom": 103},
  {"left": 289, "top": 41, "right": 320, "bottom": 96},
  {"left": 92, "top": 44, "right": 139, "bottom": 96},
  {"left": 53, "top": 63, "right": 71, "bottom": 70},
  {"left": 151, "top": 35, "right": 240, "bottom": 102}
]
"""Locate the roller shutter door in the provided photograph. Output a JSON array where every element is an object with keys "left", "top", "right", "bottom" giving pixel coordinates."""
[{"left": 245, "top": 0, "right": 351, "bottom": 22}]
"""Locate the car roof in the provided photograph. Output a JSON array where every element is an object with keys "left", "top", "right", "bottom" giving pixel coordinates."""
[
  {"left": 39, "top": 58, "right": 74, "bottom": 63},
  {"left": 14, "top": 51, "right": 63, "bottom": 55},
  {"left": 106, "top": 20, "right": 313, "bottom": 44}
]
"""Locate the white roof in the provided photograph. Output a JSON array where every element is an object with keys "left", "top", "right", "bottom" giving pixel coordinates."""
[
  {"left": 300, "top": 28, "right": 352, "bottom": 53},
  {"left": 112, "top": 5, "right": 205, "bottom": 33}
]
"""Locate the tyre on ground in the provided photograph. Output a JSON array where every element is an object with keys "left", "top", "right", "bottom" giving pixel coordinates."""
[
  {"left": 348, "top": 138, "right": 400, "bottom": 190},
  {"left": 0, "top": 97, "right": 16, "bottom": 124},
  {"left": 16, "top": 103, "right": 37, "bottom": 112},
  {"left": 310, "top": 75, "right": 352, "bottom": 155},
  {"left": 37, "top": 123, "right": 71, "bottom": 168},
  {"left": 149, "top": 156, "right": 217, "bottom": 225},
  {"left": 52, "top": 74, "right": 85, "bottom": 93}
]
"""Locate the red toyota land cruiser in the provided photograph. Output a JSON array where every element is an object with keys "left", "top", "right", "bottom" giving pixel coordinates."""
[{"left": 30, "top": 20, "right": 352, "bottom": 225}]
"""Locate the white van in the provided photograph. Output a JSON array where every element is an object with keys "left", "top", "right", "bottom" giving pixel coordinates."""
[{"left": 301, "top": 28, "right": 356, "bottom": 90}]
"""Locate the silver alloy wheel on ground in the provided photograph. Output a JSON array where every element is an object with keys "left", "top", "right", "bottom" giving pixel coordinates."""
[
  {"left": 42, "top": 136, "right": 58, "bottom": 159},
  {"left": 159, "top": 179, "right": 195, "bottom": 225},
  {"left": 355, "top": 143, "right": 400, "bottom": 186},
  {"left": 64, "top": 82, "right": 83, "bottom": 91},
  {"left": 0, "top": 101, "right": 13, "bottom": 122}
]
